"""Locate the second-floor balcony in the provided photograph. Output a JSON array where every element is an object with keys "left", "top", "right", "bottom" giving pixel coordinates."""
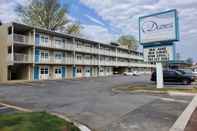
[
  {"left": 8, "top": 53, "right": 33, "bottom": 64},
  {"left": 12, "top": 34, "right": 32, "bottom": 45},
  {"left": 100, "top": 60, "right": 116, "bottom": 66},
  {"left": 129, "top": 63, "right": 155, "bottom": 68},
  {"left": 117, "top": 61, "right": 129, "bottom": 67},
  {"left": 75, "top": 59, "right": 99, "bottom": 65}
]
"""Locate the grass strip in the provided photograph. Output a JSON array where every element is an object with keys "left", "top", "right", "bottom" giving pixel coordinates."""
[{"left": 0, "top": 112, "right": 80, "bottom": 131}]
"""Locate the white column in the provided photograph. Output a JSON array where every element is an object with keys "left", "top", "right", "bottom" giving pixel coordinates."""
[
  {"left": 156, "top": 62, "right": 164, "bottom": 88},
  {"left": 115, "top": 48, "right": 117, "bottom": 66}
]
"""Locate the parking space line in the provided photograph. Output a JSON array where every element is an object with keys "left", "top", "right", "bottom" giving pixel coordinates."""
[
  {"left": 170, "top": 95, "right": 197, "bottom": 131},
  {"left": 159, "top": 97, "right": 189, "bottom": 103}
]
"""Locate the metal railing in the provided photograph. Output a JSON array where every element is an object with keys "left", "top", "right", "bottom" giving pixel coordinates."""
[
  {"left": 14, "top": 53, "right": 32, "bottom": 63},
  {"left": 13, "top": 34, "right": 29, "bottom": 45}
]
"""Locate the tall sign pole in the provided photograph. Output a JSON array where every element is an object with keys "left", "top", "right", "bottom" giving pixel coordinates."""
[
  {"left": 156, "top": 63, "right": 164, "bottom": 88},
  {"left": 139, "top": 9, "right": 180, "bottom": 88}
]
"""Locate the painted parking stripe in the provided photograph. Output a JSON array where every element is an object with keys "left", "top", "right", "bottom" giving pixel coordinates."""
[{"left": 160, "top": 97, "right": 188, "bottom": 103}]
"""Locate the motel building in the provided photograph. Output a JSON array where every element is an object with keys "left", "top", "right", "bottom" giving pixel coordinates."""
[{"left": 0, "top": 22, "right": 155, "bottom": 82}]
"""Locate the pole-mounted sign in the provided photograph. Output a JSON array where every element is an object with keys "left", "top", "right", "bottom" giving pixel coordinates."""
[
  {"left": 139, "top": 9, "right": 180, "bottom": 88},
  {"left": 139, "top": 9, "right": 179, "bottom": 45}
]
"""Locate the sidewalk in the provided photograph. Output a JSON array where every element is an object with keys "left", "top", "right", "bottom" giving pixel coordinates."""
[{"left": 185, "top": 108, "right": 197, "bottom": 131}]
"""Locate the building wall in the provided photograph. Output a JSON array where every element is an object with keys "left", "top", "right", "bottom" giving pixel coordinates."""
[
  {"left": 66, "top": 65, "right": 73, "bottom": 79},
  {"left": 2, "top": 23, "right": 155, "bottom": 82},
  {"left": 0, "top": 25, "right": 9, "bottom": 82}
]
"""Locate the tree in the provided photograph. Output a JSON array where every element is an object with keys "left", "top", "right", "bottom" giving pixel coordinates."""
[
  {"left": 117, "top": 35, "right": 138, "bottom": 50},
  {"left": 65, "top": 22, "right": 81, "bottom": 35},
  {"left": 186, "top": 58, "right": 193, "bottom": 65},
  {"left": 15, "top": 0, "right": 80, "bottom": 34}
]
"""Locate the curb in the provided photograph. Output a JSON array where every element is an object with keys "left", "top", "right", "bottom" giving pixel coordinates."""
[
  {"left": 51, "top": 113, "right": 91, "bottom": 131},
  {"left": 112, "top": 88, "right": 197, "bottom": 96},
  {"left": 0, "top": 102, "right": 91, "bottom": 131},
  {"left": 169, "top": 95, "right": 197, "bottom": 131}
]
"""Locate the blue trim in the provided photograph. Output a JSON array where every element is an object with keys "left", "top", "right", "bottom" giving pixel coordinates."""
[
  {"left": 175, "top": 11, "right": 180, "bottom": 41},
  {"left": 139, "top": 9, "right": 179, "bottom": 44},
  {"left": 35, "top": 48, "right": 40, "bottom": 63},
  {"left": 72, "top": 66, "right": 76, "bottom": 78},
  {"left": 173, "top": 44, "right": 176, "bottom": 60},
  {"left": 35, "top": 33, "right": 40, "bottom": 45},
  {"left": 139, "top": 9, "right": 177, "bottom": 19},
  {"left": 138, "top": 17, "right": 141, "bottom": 44},
  {"left": 62, "top": 66, "right": 66, "bottom": 78},
  {"left": 34, "top": 65, "right": 39, "bottom": 80}
]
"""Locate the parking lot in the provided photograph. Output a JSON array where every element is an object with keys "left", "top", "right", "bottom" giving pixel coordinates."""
[{"left": 0, "top": 75, "right": 194, "bottom": 131}]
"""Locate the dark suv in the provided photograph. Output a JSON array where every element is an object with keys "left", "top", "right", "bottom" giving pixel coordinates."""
[{"left": 151, "top": 69, "right": 195, "bottom": 85}]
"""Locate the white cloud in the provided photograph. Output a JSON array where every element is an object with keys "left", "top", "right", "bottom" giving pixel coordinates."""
[
  {"left": 81, "top": 24, "right": 119, "bottom": 43},
  {"left": 0, "top": 0, "right": 29, "bottom": 22},
  {"left": 1, "top": 0, "right": 196, "bottom": 61},
  {"left": 85, "top": 15, "right": 105, "bottom": 26},
  {"left": 79, "top": 0, "right": 197, "bottom": 61}
]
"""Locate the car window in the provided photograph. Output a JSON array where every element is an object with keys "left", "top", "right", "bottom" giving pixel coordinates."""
[
  {"left": 175, "top": 71, "right": 182, "bottom": 75},
  {"left": 163, "top": 71, "right": 169, "bottom": 76},
  {"left": 168, "top": 71, "right": 176, "bottom": 76},
  {"left": 177, "top": 70, "right": 185, "bottom": 74}
]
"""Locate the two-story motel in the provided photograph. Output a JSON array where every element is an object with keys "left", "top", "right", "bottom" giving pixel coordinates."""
[{"left": 0, "top": 22, "right": 155, "bottom": 82}]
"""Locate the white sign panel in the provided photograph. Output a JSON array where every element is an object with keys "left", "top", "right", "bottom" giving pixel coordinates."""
[
  {"left": 139, "top": 10, "right": 178, "bottom": 44},
  {"left": 144, "top": 46, "right": 174, "bottom": 62}
]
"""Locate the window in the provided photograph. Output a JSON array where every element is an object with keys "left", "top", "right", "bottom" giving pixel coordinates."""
[
  {"left": 77, "top": 68, "right": 82, "bottom": 73},
  {"left": 55, "top": 52, "right": 62, "bottom": 59},
  {"left": 86, "top": 68, "right": 90, "bottom": 73},
  {"left": 55, "top": 68, "right": 62, "bottom": 74},
  {"left": 107, "top": 68, "right": 110, "bottom": 72},
  {"left": 85, "top": 55, "right": 91, "bottom": 60},
  {"left": 55, "top": 39, "right": 62, "bottom": 47},
  {"left": 77, "top": 55, "right": 82, "bottom": 60},
  {"left": 100, "top": 69, "right": 104, "bottom": 72},
  {"left": 40, "top": 67, "right": 49, "bottom": 74},
  {"left": 167, "top": 71, "right": 175, "bottom": 76},
  {"left": 40, "top": 35, "right": 49, "bottom": 44},
  {"left": 41, "top": 51, "right": 49, "bottom": 59}
]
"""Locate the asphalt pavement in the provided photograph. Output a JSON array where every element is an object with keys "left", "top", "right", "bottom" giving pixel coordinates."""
[{"left": 0, "top": 75, "right": 193, "bottom": 131}]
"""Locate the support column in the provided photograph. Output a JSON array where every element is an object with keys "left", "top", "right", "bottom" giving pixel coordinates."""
[{"left": 156, "top": 62, "right": 164, "bottom": 88}]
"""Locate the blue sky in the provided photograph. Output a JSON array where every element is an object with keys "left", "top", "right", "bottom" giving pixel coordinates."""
[
  {"left": 0, "top": 0, "right": 197, "bottom": 62},
  {"left": 62, "top": 0, "right": 121, "bottom": 36}
]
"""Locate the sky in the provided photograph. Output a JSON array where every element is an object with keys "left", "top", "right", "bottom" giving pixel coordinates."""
[{"left": 0, "top": 0, "right": 197, "bottom": 62}]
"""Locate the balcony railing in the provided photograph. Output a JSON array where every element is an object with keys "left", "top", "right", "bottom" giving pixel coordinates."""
[
  {"left": 13, "top": 53, "right": 32, "bottom": 63},
  {"left": 13, "top": 34, "right": 30, "bottom": 45},
  {"left": 75, "top": 59, "right": 99, "bottom": 65},
  {"left": 65, "top": 57, "right": 74, "bottom": 64}
]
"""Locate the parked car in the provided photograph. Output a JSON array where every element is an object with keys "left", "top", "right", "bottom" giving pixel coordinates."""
[
  {"left": 133, "top": 71, "right": 141, "bottom": 76},
  {"left": 193, "top": 71, "right": 197, "bottom": 77},
  {"left": 151, "top": 69, "right": 195, "bottom": 85},
  {"left": 123, "top": 71, "right": 133, "bottom": 76},
  {"left": 177, "top": 69, "right": 197, "bottom": 80}
]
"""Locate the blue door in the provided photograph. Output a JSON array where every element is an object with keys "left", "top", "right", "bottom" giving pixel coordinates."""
[
  {"left": 34, "top": 65, "right": 39, "bottom": 80},
  {"left": 35, "top": 48, "right": 40, "bottom": 63}
]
